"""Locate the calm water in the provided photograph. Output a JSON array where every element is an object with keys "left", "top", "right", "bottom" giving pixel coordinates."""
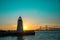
[{"left": 0, "top": 31, "right": 60, "bottom": 40}]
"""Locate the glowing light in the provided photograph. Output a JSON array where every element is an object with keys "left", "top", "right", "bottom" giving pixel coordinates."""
[{"left": 23, "top": 25, "right": 28, "bottom": 30}]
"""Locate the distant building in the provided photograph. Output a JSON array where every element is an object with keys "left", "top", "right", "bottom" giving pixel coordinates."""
[
  {"left": 45, "top": 25, "right": 48, "bottom": 30},
  {"left": 17, "top": 16, "right": 23, "bottom": 32}
]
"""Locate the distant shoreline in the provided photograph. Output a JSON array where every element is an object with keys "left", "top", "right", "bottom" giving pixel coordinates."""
[{"left": 35, "top": 30, "right": 60, "bottom": 31}]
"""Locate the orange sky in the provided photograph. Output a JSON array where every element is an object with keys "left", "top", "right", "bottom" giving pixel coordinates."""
[
  {"left": 0, "top": 23, "right": 60, "bottom": 30},
  {"left": 0, "top": 0, "right": 60, "bottom": 31},
  {"left": 0, "top": 17, "right": 60, "bottom": 30}
]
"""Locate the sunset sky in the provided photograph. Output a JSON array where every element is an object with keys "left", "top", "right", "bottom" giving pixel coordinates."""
[{"left": 0, "top": 0, "right": 60, "bottom": 30}]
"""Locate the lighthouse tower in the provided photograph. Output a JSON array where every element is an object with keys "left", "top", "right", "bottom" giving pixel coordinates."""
[{"left": 17, "top": 16, "right": 23, "bottom": 32}]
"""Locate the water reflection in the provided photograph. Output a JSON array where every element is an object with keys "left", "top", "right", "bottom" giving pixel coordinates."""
[{"left": 17, "top": 36, "right": 24, "bottom": 40}]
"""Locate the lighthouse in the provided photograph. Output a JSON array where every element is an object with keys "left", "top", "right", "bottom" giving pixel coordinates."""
[{"left": 17, "top": 16, "right": 23, "bottom": 32}]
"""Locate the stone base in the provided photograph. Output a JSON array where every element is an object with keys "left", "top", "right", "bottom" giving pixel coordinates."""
[{"left": 0, "top": 31, "right": 35, "bottom": 37}]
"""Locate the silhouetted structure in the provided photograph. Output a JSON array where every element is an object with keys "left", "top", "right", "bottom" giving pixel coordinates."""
[
  {"left": 17, "top": 16, "right": 23, "bottom": 32},
  {"left": 45, "top": 25, "right": 48, "bottom": 30},
  {"left": 0, "top": 16, "right": 35, "bottom": 36}
]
